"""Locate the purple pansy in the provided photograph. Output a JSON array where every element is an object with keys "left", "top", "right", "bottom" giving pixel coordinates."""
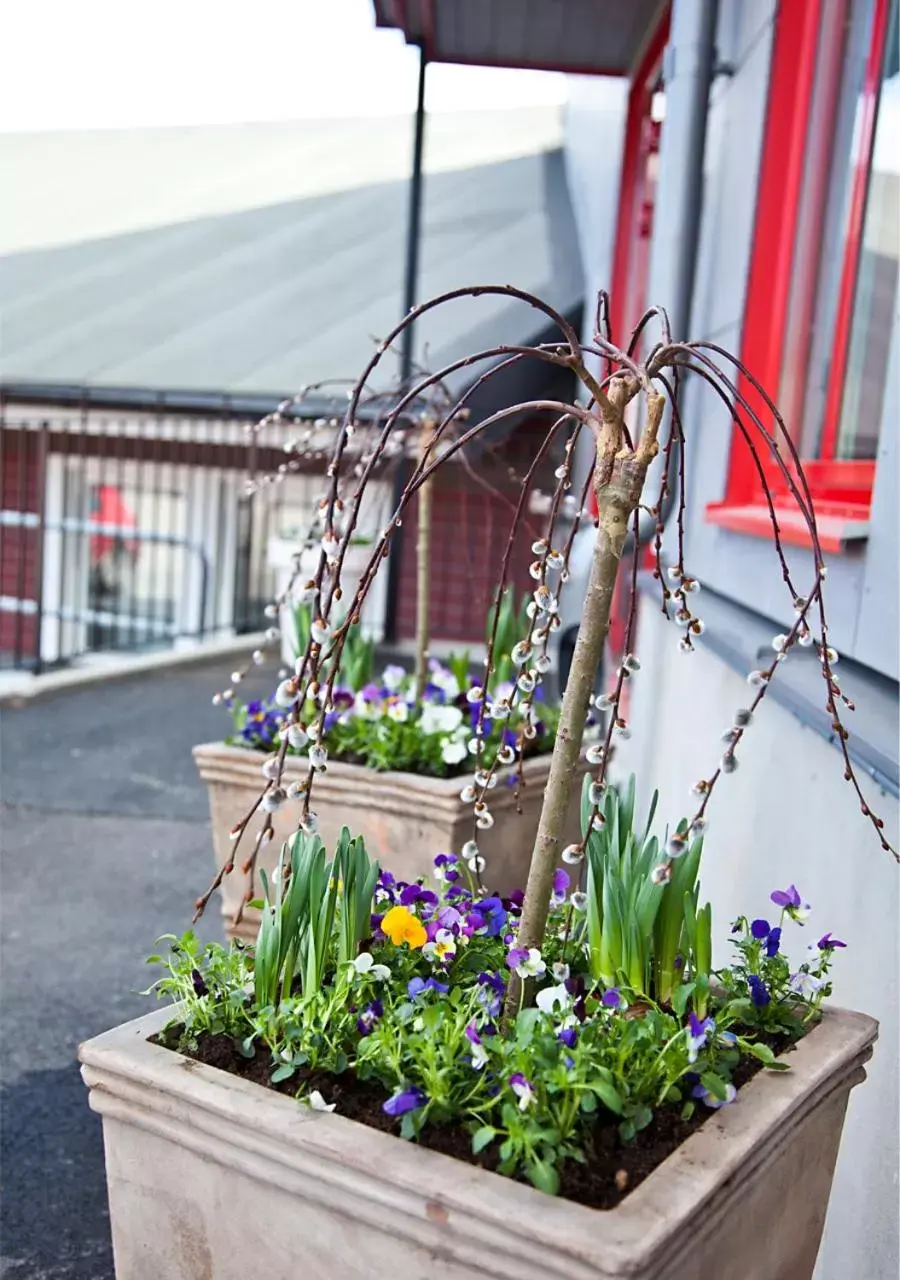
[
  {"left": 748, "top": 974, "right": 770, "bottom": 1007},
  {"left": 506, "top": 947, "right": 529, "bottom": 971},
  {"left": 750, "top": 918, "right": 771, "bottom": 940},
  {"left": 476, "top": 970, "right": 506, "bottom": 1017},
  {"left": 464, "top": 1022, "right": 489, "bottom": 1069},
  {"left": 817, "top": 933, "right": 846, "bottom": 950},
  {"left": 692, "top": 1080, "right": 737, "bottom": 1109},
  {"left": 356, "top": 999, "right": 383, "bottom": 1037},
  {"left": 475, "top": 896, "right": 508, "bottom": 937},
  {"left": 601, "top": 987, "right": 622, "bottom": 1009},
  {"left": 509, "top": 1072, "right": 535, "bottom": 1110},
  {"left": 383, "top": 1086, "right": 427, "bottom": 1117},
  {"left": 686, "top": 1012, "right": 713, "bottom": 1063},
  {"left": 770, "top": 884, "right": 811, "bottom": 921},
  {"left": 751, "top": 919, "right": 782, "bottom": 957},
  {"left": 551, "top": 868, "right": 570, "bottom": 906},
  {"left": 558, "top": 1026, "right": 578, "bottom": 1049},
  {"left": 407, "top": 976, "right": 449, "bottom": 1000}
]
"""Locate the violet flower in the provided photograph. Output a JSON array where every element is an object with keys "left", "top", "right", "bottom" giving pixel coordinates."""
[
  {"left": 383, "top": 1086, "right": 426, "bottom": 1117},
  {"left": 464, "top": 1022, "right": 489, "bottom": 1069},
  {"left": 692, "top": 1080, "right": 737, "bottom": 1109},
  {"left": 474, "top": 896, "right": 508, "bottom": 937},
  {"left": 407, "top": 976, "right": 449, "bottom": 999},
  {"left": 509, "top": 1073, "right": 535, "bottom": 1110},
  {"left": 770, "top": 884, "right": 811, "bottom": 922},
  {"left": 551, "top": 868, "right": 570, "bottom": 907},
  {"left": 558, "top": 1026, "right": 578, "bottom": 1049},
  {"left": 817, "top": 932, "right": 846, "bottom": 950},
  {"left": 686, "top": 1012, "right": 714, "bottom": 1063},
  {"left": 356, "top": 999, "right": 383, "bottom": 1037},
  {"left": 601, "top": 987, "right": 622, "bottom": 1009},
  {"left": 748, "top": 974, "right": 770, "bottom": 1007}
]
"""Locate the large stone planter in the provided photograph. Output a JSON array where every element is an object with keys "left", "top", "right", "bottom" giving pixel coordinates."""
[
  {"left": 80, "top": 1004, "right": 877, "bottom": 1280},
  {"left": 194, "top": 742, "right": 588, "bottom": 941}
]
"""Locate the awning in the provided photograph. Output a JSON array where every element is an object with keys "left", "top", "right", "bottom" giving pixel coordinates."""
[{"left": 373, "top": 0, "right": 667, "bottom": 77}]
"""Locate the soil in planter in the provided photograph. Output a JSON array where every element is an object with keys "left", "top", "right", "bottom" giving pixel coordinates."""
[{"left": 152, "top": 1026, "right": 795, "bottom": 1211}]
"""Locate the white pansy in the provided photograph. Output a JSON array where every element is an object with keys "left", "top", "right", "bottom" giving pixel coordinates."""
[
  {"left": 387, "top": 701, "right": 409, "bottom": 723},
  {"left": 441, "top": 739, "right": 468, "bottom": 765},
  {"left": 420, "top": 704, "right": 464, "bottom": 735},
  {"left": 304, "top": 1090, "right": 336, "bottom": 1113},
  {"left": 535, "top": 983, "right": 571, "bottom": 1015},
  {"left": 352, "top": 952, "right": 391, "bottom": 981}
]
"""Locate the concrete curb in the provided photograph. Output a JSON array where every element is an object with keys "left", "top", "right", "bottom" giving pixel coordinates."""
[{"left": 0, "top": 632, "right": 267, "bottom": 706}]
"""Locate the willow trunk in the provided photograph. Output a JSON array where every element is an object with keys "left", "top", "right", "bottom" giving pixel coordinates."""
[{"left": 504, "top": 452, "right": 648, "bottom": 1021}]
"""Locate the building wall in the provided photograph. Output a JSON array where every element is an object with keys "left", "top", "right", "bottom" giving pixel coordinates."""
[
  {"left": 614, "top": 599, "right": 899, "bottom": 1280},
  {"left": 563, "top": 0, "right": 900, "bottom": 1274}
]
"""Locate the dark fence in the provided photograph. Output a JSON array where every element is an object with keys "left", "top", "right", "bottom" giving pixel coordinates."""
[{"left": 0, "top": 393, "right": 290, "bottom": 672}]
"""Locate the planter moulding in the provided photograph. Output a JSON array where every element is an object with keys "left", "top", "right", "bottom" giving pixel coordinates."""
[
  {"left": 194, "top": 742, "right": 588, "bottom": 941},
  {"left": 80, "top": 1004, "right": 877, "bottom": 1280}
]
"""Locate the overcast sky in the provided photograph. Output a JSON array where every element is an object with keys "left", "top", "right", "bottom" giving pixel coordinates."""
[{"left": 0, "top": 0, "right": 567, "bottom": 132}]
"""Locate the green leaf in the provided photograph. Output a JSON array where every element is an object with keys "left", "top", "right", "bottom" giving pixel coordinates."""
[
  {"left": 527, "top": 1158, "right": 560, "bottom": 1197},
  {"left": 619, "top": 1119, "right": 636, "bottom": 1142},
  {"left": 471, "top": 1126, "right": 496, "bottom": 1154},
  {"left": 271, "top": 1063, "right": 296, "bottom": 1083},
  {"left": 580, "top": 1091, "right": 598, "bottom": 1114},
  {"left": 700, "top": 1072, "right": 729, "bottom": 1101},
  {"left": 672, "top": 981, "right": 696, "bottom": 1018},
  {"left": 591, "top": 1080, "right": 624, "bottom": 1115},
  {"left": 748, "top": 1041, "right": 778, "bottom": 1065}
]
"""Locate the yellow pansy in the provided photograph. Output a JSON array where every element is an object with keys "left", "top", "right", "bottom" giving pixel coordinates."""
[{"left": 381, "top": 905, "right": 427, "bottom": 950}]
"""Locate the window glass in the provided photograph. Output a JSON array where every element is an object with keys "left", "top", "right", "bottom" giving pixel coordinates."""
[{"left": 835, "top": 2, "right": 899, "bottom": 458}]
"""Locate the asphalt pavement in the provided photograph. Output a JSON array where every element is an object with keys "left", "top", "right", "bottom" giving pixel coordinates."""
[{"left": 0, "top": 657, "right": 278, "bottom": 1280}]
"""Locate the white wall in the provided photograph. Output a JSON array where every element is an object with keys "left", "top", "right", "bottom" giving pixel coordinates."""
[{"left": 615, "top": 598, "right": 900, "bottom": 1280}]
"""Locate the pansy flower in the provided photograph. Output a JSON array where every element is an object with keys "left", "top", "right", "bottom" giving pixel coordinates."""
[
  {"left": 473, "top": 896, "right": 508, "bottom": 937},
  {"left": 380, "top": 906, "right": 427, "bottom": 950},
  {"left": 750, "top": 918, "right": 782, "bottom": 957},
  {"left": 509, "top": 1072, "right": 535, "bottom": 1110},
  {"left": 558, "top": 1026, "right": 578, "bottom": 1050},
  {"left": 601, "top": 987, "right": 625, "bottom": 1010},
  {"left": 383, "top": 1086, "right": 426, "bottom": 1117},
  {"left": 790, "top": 969, "right": 825, "bottom": 999},
  {"left": 692, "top": 1080, "right": 737, "bottom": 1109},
  {"left": 476, "top": 971, "right": 506, "bottom": 1017},
  {"left": 506, "top": 947, "right": 546, "bottom": 979},
  {"left": 351, "top": 951, "right": 391, "bottom": 981},
  {"left": 407, "top": 975, "right": 449, "bottom": 1000},
  {"left": 770, "top": 884, "right": 811, "bottom": 923},
  {"left": 535, "top": 982, "right": 570, "bottom": 1015},
  {"left": 748, "top": 974, "right": 770, "bottom": 1007},
  {"left": 551, "top": 867, "right": 570, "bottom": 907},
  {"left": 356, "top": 999, "right": 383, "bottom": 1036},
  {"left": 816, "top": 932, "right": 846, "bottom": 951},
  {"left": 685, "top": 1012, "right": 714, "bottom": 1063},
  {"left": 423, "top": 928, "right": 457, "bottom": 965},
  {"left": 464, "top": 1023, "right": 489, "bottom": 1070}
]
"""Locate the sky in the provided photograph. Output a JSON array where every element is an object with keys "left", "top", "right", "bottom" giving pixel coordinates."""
[{"left": 0, "top": 0, "right": 568, "bottom": 133}]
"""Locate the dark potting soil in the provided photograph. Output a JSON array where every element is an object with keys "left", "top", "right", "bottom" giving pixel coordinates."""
[{"left": 151, "top": 1025, "right": 795, "bottom": 1211}]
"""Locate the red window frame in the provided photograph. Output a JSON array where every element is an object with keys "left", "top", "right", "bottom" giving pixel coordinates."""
[{"left": 707, "top": 0, "right": 892, "bottom": 553}]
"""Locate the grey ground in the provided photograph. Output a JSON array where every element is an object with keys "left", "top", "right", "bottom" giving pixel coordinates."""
[{"left": 0, "top": 659, "right": 277, "bottom": 1280}]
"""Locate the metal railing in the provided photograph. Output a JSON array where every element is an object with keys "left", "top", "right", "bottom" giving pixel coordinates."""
[{"left": 0, "top": 391, "right": 291, "bottom": 672}]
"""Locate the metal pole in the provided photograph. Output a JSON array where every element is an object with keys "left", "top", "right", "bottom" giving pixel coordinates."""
[
  {"left": 385, "top": 41, "right": 428, "bottom": 642},
  {"left": 400, "top": 41, "right": 428, "bottom": 386}
]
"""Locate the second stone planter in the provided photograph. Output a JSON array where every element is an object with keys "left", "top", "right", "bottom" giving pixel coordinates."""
[{"left": 194, "top": 742, "right": 588, "bottom": 940}]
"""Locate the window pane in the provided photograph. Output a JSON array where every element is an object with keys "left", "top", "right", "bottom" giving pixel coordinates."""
[
  {"left": 836, "top": 2, "right": 900, "bottom": 458},
  {"left": 794, "top": 0, "right": 876, "bottom": 458}
]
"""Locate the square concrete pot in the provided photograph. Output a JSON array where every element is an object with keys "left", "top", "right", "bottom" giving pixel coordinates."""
[
  {"left": 80, "top": 1004, "right": 876, "bottom": 1280},
  {"left": 194, "top": 742, "right": 588, "bottom": 941}
]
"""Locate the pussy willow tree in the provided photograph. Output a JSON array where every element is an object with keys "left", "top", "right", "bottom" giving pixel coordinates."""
[
  {"left": 228, "top": 365, "right": 535, "bottom": 710},
  {"left": 195, "top": 284, "right": 896, "bottom": 1021}
]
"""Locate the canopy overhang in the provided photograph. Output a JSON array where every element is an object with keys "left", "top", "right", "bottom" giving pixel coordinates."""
[{"left": 373, "top": 0, "right": 668, "bottom": 78}]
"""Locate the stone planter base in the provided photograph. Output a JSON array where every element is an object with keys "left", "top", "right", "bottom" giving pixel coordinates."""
[
  {"left": 80, "top": 1004, "right": 876, "bottom": 1280},
  {"left": 194, "top": 742, "right": 588, "bottom": 941}
]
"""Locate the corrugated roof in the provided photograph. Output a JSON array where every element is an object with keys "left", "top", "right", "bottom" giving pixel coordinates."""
[{"left": 0, "top": 109, "right": 583, "bottom": 400}]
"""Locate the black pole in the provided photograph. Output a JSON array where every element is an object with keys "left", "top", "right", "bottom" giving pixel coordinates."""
[
  {"left": 399, "top": 41, "right": 427, "bottom": 386},
  {"left": 384, "top": 41, "right": 427, "bottom": 643}
]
